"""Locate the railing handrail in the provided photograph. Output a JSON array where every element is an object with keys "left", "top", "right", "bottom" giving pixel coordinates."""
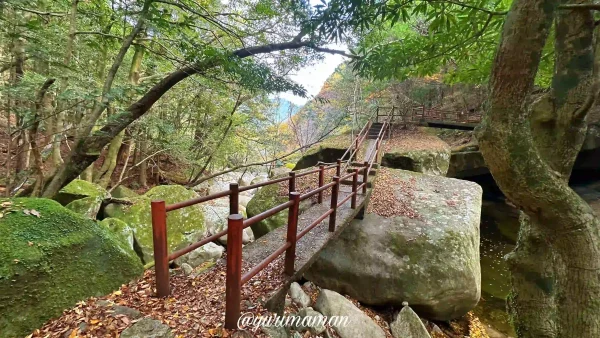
[{"left": 151, "top": 107, "right": 391, "bottom": 330}]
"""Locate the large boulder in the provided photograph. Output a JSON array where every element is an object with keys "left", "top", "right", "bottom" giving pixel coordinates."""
[
  {"left": 306, "top": 169, "right": 482, "bottom": 320},
  {"left": 314, "top": 289, "right": 386, "bottom": 338},
  {"left": 382, "top": 148, "right": 450, "bottom": 176},
  {"left": 65, "top": 196, "right": 103, "bottom": 219},
  {"left": 54, "top": 179, "right": 110, "bottom": 205},
  {"left": 111, "top": 185, "right": 139, "bottom": 199},
  {"left": 447, "top": 150, "right": 487, "bottom": 178},
  {"left": 292, "top": 134, "right": 352, "bottom": 171},
  {"left": 0, "top": 198, "right": 143, "bottom": 338},
  {"left": 246, "top": 183, "right": 289, "bottom": 238},
  {"left": 104, "top": 185, "right": 206, "bottom": 264},
  {"left": 202, "top": 203, "right": 253, "bottom": 244},
  {"left": 120, "top": 318, "right": 174, "bottom": 338},
  {"left": 99, "top": 217, "right": 135, "bottom": 251}
]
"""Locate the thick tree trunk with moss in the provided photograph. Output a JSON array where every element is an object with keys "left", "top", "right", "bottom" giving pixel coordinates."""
[{"left": 478, "top": 0, "right": 600, "bottom": 336}]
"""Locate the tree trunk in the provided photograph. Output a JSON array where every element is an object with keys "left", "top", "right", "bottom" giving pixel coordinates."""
[
  {"left": 478, "top": 0, "right": 600, "bottom": 336},
  {"left": 138, "top": 132, "right": 148, "bottom": 187}
]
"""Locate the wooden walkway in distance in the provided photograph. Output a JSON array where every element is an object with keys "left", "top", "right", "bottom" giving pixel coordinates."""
[
  {"left": 378, "top": 106, "right": 482, "bottom": 130},
  {"left": 242, "top": 184, "right": 372, "bottom": 312}
]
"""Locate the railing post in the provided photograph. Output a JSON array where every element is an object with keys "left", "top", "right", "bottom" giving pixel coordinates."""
[
  {"left": 351, "top": 169, "right": 358, "bottom": 209},
  {"left": 336, "top": 159, "right": 341, "bottom": 176},
  {"left": 318, "top": 165, "right": 325, "bottom": 204},
  {"left": 329, "top": 176, "right": 340, "bottom": 232},
  {"left": 285, "top": 192, "right": 301, "bottom": 275},
  {"left": 225, "top": 214, "right": 244, "bottom": 329},
  {"left": 229, "top": 182, "right": 239, "bottom": 215},
  {"left": 151, "top": 200, "right": 170, "bottom": 297},
  {"left": 363, "top": 161, "right": 368, "bottom": 194},
  {"left": 288, "top": 171, "right": 296, "bottom": 193}
]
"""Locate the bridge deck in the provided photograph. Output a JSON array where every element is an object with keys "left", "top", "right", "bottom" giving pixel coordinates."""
[{"left": 242, "top": 184, "right": 372, "bottom": 312}]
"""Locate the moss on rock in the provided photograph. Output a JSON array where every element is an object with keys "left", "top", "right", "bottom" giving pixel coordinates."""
[
  {"left": 293, "top": 134, "right": 352, "bottom": 170},
  {"left": 0, "top": 198, "right": 143, "bottom": 338},
  {"left": 65, "top": 196, "right": 103, "bottom": 219},
  {"left": 55, "top": 179, "right": 110, "bottom": 205},
  {"left": 111, "top": 185, "right": 139, "bottom": 199},
  {"left": 246, "top": 183, "right": 289, "bottom": 238},
  {"left": 99, "top": 217, "right": 135, "bottom": 251},
  {"left": 104, "top": 185, "right": 206, "bottom": 263}
]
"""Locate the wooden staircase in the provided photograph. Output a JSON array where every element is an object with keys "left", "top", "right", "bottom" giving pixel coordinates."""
[{"left": 367, "top": 122, "right": 385, "bottom": 139}]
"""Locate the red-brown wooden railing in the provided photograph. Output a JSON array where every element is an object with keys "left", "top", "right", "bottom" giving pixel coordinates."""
[{"left": 150, "top": 111, "right": 392, "bottom": 329}]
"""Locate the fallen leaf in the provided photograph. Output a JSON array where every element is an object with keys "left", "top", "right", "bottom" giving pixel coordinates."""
[{"left": 30, "top": 209, "right": 41, "bottom": 218}]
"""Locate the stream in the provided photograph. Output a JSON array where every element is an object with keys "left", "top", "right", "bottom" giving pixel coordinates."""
[{"left": 472, "top": 176, "right": 600, "bottom": 337}]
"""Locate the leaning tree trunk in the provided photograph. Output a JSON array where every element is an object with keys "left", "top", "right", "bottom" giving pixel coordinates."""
[{"left": 478, "top": 0, "right": 600, "bottom": 336}]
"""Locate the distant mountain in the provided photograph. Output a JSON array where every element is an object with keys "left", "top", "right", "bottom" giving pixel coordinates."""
[{"left": 272, "top": 97, "right": 301, "bottom": 121}]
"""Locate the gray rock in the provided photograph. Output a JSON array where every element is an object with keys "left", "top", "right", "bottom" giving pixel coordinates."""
[
  {"left": 174, "top": 242, "right": 224, "bottom": 268},
  {"left": 289, "top": 282, "right": 311, "bottom": 308},
  {"left": 181, "top": 263, "right": 194, "bottom": 275},
  {"left": 306, "top": 169, "right": 482, "bottom": 321},
  {"left": 232, "top": 330, "right": 254, "bottom": 338},
  {"left": 314, "top": 289, "right": 386, "bottom": 338},
  {"left": 112, "top": 305, "right": 143, "bottom": 319},
  {"left": 382, "top": 147, "right": 450, "bottom": 176},
  {"left": 389, "top": 304, "right": 431, "bottom": 338},
  {"left": 120, "top": 318, "right": 174, "bottom": 338},
  {"left": 295, "top": 307, "right": 326, "bottom": 335},
  {"left": 261, "top": 325, "right": 290, "bottom": 338}
]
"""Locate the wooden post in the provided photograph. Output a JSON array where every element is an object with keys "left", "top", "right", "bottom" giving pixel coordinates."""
[
  {"left": 363, "top": 161, "right": 368, "bottom": 194},
  {"left": 229, "top": 182, "right": 239, "bottom": 215},
  {"left": 336, "top": 159, "right": 341, "bottom": 176},
  {"left": 289, "top": 171, "right": 296, "bottom": 193},
  {"left": 351, "top": 169, "right": 358, "bottom": 209},
  {"left": 285, "top": 192, "right": 301, "bottom": 275},
  {"left": 318, "top": 165, "right": 325, "bottom": 204},
  {"left": 225, "top": 214, "right": 244, "bottom": 329},
  {"left": 329, "top": 176, "right": 340, "bottom": 232},
  {"left": 151, "top": 200, "right": 170, "bottom": 297}
]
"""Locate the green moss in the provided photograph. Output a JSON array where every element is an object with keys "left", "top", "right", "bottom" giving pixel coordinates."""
[
  {"left": 247, "top": 184, "right": 289, "bottom": 238},
  {"left": 65, "top": 196, "right": 102, "bottom": 219},
  {"left": 111, "top": 185, "right": 139, "bottom": 199},
  {"left": 104, "top": 185, "right": 206, "bottom": 263},
  {"left": 0, "top": 198, "right": 143, "bottom": 338},
  {"left": 99, "top": 218, "right": 134, "bottom": 250},
  {"left": 55, "top": 179, "right": 110, "bottom": 205}
]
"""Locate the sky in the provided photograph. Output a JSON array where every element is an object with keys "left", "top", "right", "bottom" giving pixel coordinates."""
[{"left": 279, "top": 44, "right": 348, "bottom": 106}]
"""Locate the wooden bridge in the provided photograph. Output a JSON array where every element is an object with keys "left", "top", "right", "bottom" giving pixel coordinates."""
[
  {"left": 377, "top": 105, "right": 483, "bottom": 130},
  {"left": 150, "top": 109, "right": 392, "bottom": 329}
]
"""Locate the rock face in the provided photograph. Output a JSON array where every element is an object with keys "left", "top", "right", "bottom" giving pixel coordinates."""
[
  {"left": 111, "top": 185, "right": 139, "bottom": 199},
  {"left": 382, "top": 148, "right": 450, "bottom": 176},
  {"left": 246, "top": 183, "right": 311, "bottom": 238},
  {"left": 55, "top": 179, "right": 110, "bottom": 205},
  {"left": 306, "top": 169, "right": 482, "bottom": 320},
  {"left": 292, "top": 134, "right": 352, "bottom": 171},
  {"left": 314, "top": 289, "right": 386, "bottom": 338},
  {"left": 0, "top": 198, "right": 143, "bottom": 338},
  {"left": 246, "top": 184, "right": 289, "bottom": 238},
  {"left": 202, "top": 203, "right": 254, "bottom": 244},
  {"left": 120, "top": 318, "right": 174, "bottom": 338},
  {"left": 447, "top": 150, "right": 487, "bottom": 178},
  {"left": 65, "top": 196, "right": 103, "bottom": 219},
  {"left": 104, "top": 185, "right": 206, "bottom": 263},
  {"left": 174, "top": 242, "right": 224, "bottom": 268},
  {"left": 390, "top": 304, "right": 432, "bottom": 338},
  {"left": 99, "top": 217, "right": 135, "bottom": 251}
]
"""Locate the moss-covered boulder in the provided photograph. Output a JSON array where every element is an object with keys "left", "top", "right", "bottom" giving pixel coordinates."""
[
  {"left": 65, "top": 196, "right": 103, "bottom": 219},
  {"left": 293, "top": 134, "right": 352, "bottom": 170},
  {"left": 55, "top": 179, "right": 110, "bottom": 206},
  {"left": 382, "top": 148, "right": 450, "bottom": 176},
  {"left": 104, "top": 185, "right": 206, "bottom": 263},
  {"left": 0, "top": 198, "right": 143, "bottom": 338},
  {"left": 111, "top": 185, "right": 139, "bottom": 199},
  {"left": 246, "top": 183, "right": 289, "bottom": 238},
  {"left": 306, "top": 169, "right": 482, "bottom": 321},
  {"left": 99, "top": 217, "right": 135, "bottom": 251}
]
